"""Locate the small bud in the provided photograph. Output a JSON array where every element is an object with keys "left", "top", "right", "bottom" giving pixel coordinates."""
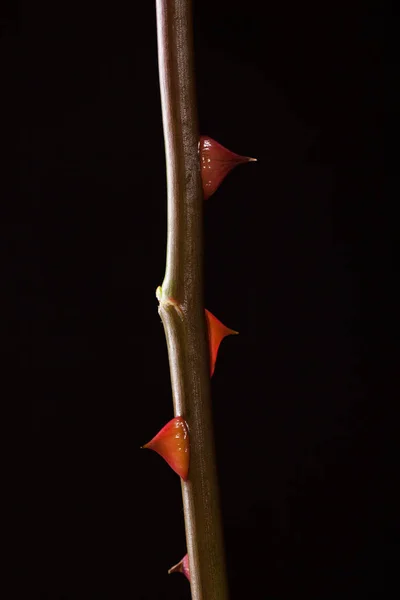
[
  {"left": 168, "top": 553, "right": 190, "bottom": 580},
  {"left": 142, "top": 416, "right": 189, "bottom": 480},
  {"left": 200, "top": 135, "right": 257, "bottom": 200},
  {"left": 205, "top": 309, "right": 238, "bottom": 376}
]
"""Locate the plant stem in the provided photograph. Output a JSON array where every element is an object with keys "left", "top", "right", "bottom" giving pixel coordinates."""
[{"left": 155, "top": 1, "right": 229, "bottom": 599}]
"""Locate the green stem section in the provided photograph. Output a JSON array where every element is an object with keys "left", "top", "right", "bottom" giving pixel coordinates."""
[{"left": 155, "top": 1, "right": 229, "bottom": 599}]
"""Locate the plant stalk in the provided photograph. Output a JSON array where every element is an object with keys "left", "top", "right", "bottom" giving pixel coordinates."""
[{"left": 155, "top": 1, "right": 229, "bottom": 599}]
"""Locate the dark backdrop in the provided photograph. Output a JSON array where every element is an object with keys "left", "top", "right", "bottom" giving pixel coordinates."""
[{"left": 4, "top": 0, "right": 388, "bottom": 598}]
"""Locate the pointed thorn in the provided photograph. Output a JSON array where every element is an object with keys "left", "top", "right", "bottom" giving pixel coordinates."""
[
  {"left": 143, "top": 416, "right": 189, "bottom": 480},
  {"left": 205, "top": 309, "right": 238, "bottom": 376},
  {"left": 168, "top": 554, "right": 190, "bottom": 580},
  {"left": 200, "top": 135, "right": 256, "bottom": 199}
]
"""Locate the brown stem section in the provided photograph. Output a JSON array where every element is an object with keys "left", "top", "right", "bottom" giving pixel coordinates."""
[{"left": 155, "top": 1, "right": 229, "bottom": 599}]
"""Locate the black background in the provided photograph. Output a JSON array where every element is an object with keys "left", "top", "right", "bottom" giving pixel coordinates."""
[{"left": 3, "top": 0, "right": 390, "bottom": 598}]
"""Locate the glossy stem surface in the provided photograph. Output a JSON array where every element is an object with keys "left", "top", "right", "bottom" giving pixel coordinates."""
[{"left": 155, "top": 1, "right": 229, "bottom": 599}]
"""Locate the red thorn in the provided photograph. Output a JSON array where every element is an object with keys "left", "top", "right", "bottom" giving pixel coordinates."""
[
  {"left": 143, "top": 417, "right": 189, "bottom": 480},
  {"left": 200, "top": 135, "right": 257, "bottom": 200},
  {"left": 168, "top": 553, "right": 190, "bottom": 580},
  {"left": 205, "top": 309, "right": 238, "bottom": 376}
]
